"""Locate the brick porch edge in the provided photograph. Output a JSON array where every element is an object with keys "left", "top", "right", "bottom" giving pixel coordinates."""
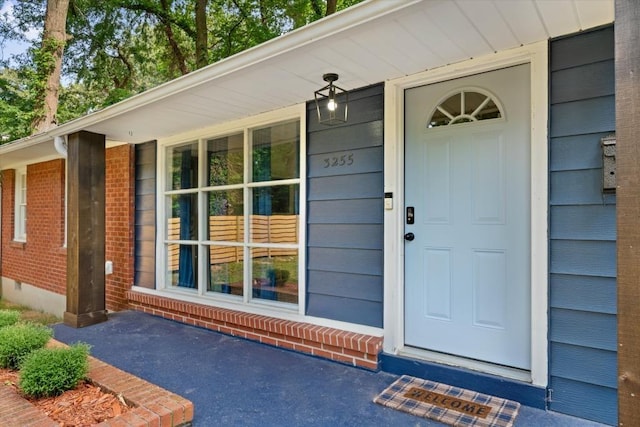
[
  {"left": 0, "top": 339, "right": 193, "bottom": 427},
  {"left": 127, "top": 291, "right": 383, "bottom": 370}
]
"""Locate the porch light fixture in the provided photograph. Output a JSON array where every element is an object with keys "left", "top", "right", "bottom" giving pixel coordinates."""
[{"left": 314, "top": 73, "right": 348, "bottom": 125}]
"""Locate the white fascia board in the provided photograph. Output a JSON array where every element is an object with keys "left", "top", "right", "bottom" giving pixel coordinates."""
[{"left": 0, "top": 0, "right": 422, "bottom": 153}]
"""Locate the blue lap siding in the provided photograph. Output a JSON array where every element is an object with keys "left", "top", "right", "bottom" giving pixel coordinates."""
[
  {"left": 134, "top": 141, "right": 157, "bottom": 289},
  {"left": 305, "top": 84, "right": 384, "bottom": 327},
  {"left": 548, "top": 26, "right": 617, "bottom": 425}
]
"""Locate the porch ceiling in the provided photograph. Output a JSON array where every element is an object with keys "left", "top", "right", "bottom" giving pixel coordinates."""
[{"left": 0, "top": 0, "right": 613, "bottom": 166}]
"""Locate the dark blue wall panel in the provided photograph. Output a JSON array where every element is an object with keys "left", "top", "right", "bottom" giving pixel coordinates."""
[
  {"left": 550, "top": 308, "right": 617, "bottom": 352},
  {"left": 549, "top": 26, "right": 617, "bottom": 425},
  {"left": 550, "top": 60, "right": 614, "bottom": 104},
  {"left": 550, "top": 132, "right": 612, "bottom": 171},
  {"left": 308, "top": 224, "right": 383, "bottom": 250},
  {"left": 307, "top": 121, "right": 383, "bottom": 154},
  {"left": 308, "top": 173, "right": 383, "bottom": 200},
  {"left": 307, "top": 199, "right": 383, "bottom": 224},
  {"left": 550, "top": 96, "right": 615, "bottom": 138},
  {"left": 306, "top": 294, "right": 382, "bottom": 328},
  {"left": 549, "top": 377, "right": 617, "bottom": 425},
  {"left": 550, "top": 274, "right": 616, "bottom": 315},
  {"left": 550, "top": 205, "right": 616, "bottom": 240},
  {"left": 550, "top": 26, "right": 614, "bottom": 71},
  {"left": 307, "top": 247, "right": 383, "bottom": 276},
  {"left": 550, "top": 240, "right": 616, "bottom": 277},
  {"left": 307, "top": 270, "right": 383, "bottom": 301},
  {"left": 550, "top": 342, "right": 617, "bottom": 388},
  {"left": 306, "top": 84, "right": 384, "bottom": 327},
  {"left": 134, "top": 141, "right": 157, "bottom": 289},
  {"left": 550, "top": 169, "right": 616, "bottom": 206}
]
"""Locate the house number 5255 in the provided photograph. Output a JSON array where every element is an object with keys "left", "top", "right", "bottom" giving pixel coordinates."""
[{"left": 323, "top": 153, "right": 354, "bottom": 168}]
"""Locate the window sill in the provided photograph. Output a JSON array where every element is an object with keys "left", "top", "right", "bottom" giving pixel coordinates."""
[{"left": 9, "top": 240, "right": 26, "bottom": 249}]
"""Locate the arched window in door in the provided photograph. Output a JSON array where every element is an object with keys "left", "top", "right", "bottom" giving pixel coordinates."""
[{"left": 427, "top": 88, "right": 504, "bottom": 128}]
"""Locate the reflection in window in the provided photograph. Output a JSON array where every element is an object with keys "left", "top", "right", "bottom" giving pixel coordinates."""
[
  {"left": 166, "top": 193, "right": 198, "bottom": 289},
  {"left": 427, "top": 90, "right": 502, "bottom": 128},
  {"left": 251, "top": 185, "right": 299, "bottom": 244},
  {"left": 207, "top": 245, "right": 243, "bottom": 296},
  {"left": 167, "top": 142, "right": 198, "bottom": 190},
  {"left": 252, "top": 121, "right": 299, "bottom": 182},
  {"left": 208, "top": 134, "right": 243, "bottom": 186},
  {"left": 251, "top": 250, "right": 298, "bottom": 304},
  {"left": 167, "top": 243, "right": 198, "bottom": 288},
  {"left": 208, "top": 189, "right": 244, "bottom": 242}
]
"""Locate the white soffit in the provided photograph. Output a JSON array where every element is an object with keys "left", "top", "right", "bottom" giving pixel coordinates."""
[{"left": 0, "top": 0, "right": 613, "bottom": 164}]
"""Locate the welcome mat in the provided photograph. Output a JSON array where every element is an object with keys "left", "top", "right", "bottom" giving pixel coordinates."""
[{"left": 374, "top": 375, "right": 520, "bottom": 427}]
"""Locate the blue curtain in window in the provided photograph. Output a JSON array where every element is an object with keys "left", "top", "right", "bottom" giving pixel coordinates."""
[
  {"left": 253, "top": 129, "right": 272, "bottom": 215},
  {"left": 178, "top": 150, "right": 195, "bottom": 288}
]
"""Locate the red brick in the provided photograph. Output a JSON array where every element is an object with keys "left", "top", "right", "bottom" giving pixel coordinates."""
[
  {"left": 332, "top": 352, "right": 356, "bottom": 365},
  {"left": 356, "top": 359, "right": 379, "bottom": 371},
  {"left": 132, "top": 407, "right": 161, "bottom": 427},
  {"left": 322, "top": 343, "right": 343, "bottom": 354}
]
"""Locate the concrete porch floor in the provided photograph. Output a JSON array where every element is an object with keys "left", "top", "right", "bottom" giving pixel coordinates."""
[{"left": 52, "top": 311, "right": 605, "bottom": 426}]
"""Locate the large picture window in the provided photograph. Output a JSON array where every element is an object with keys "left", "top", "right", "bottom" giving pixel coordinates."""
[{"left": 163, "top": 119, "right": 301, "bottom": 307}]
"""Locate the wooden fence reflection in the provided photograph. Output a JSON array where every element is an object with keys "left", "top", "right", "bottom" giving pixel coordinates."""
[{"left": 167, "top": 215, "right": 298, "bottom": 270}]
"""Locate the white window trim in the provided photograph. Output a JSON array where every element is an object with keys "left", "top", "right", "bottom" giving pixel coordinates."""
[
  {"left": 383, "top": 41, "right": 549, "bottom": 387},
  {"left": 13, "top": 166, "right": 27, "bottom": 242},
  {"left": 155, "top": 104, "right": 309, "bottom": 316}
]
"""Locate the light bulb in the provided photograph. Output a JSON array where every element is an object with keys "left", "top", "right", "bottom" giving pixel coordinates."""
[{"left": 327, "top": 98, "right": 337, "bottom": 111}]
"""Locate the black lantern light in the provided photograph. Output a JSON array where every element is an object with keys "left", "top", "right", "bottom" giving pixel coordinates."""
[{"left": 314, "top": 73, "right": 348, "bottom": 125}]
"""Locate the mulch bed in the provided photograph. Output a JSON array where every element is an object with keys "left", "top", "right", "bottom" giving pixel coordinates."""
[{"left": 0, "top": 368, "right": 130, "bottom": 426}]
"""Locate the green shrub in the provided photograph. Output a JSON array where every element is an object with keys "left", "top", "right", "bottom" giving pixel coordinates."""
[
  {"left": 0, "top": 309, "right": 21, "bottom": 328},
  {"left": 0, "top": 323, "right": 52, "bottom": 369},
  {"left": 19, "top": 343, "right": 90, "bottom": 398}
]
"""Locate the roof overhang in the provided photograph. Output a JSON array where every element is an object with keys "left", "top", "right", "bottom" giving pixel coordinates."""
[{"left": 0, "top": 0, "right": 614, "bottom": 168}]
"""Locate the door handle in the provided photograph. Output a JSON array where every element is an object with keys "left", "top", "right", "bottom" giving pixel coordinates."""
[{"left": 404, "top": 232, "right": 415, "bottom": 241}]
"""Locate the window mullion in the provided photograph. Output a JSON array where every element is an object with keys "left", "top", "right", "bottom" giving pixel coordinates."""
[
  {"left": 243, "top": 127, "right": 251, "bottom": 304},
  {"left": 198, "top": 138, "right": 206, "bottom": 296}
]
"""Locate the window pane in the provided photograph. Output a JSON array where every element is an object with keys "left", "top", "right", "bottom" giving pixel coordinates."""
[
  {"left": 441, "top": 93, "right": 461, "bottom": 117},
  {"left": 167, "top": 243, "right": 198, "bottom": 289},
  {"left": 167, "top": 142, "right": 198, "bottom": 190},
  {"left": 207, "top": 189, "right": 244, "bottom": 242},
  {"left": 252, "top": 121, "right": 299, "bottom": 182},
  {"left": 251, "top": 250, "right": 298, "bottom": 304},
  {"left": 207, "top": 134, "right": 243, "bottom": 186},
  {"left": 207, "top": 245, "right": 243, "bottom": 296},
  {"left": 475, "top": 99, "right": 501, "bottom": 120},
  {"left": 251, "top": 184, "right": 299, "bottom": 243},
  {"left": 167, "top": 194, "right": 198, "bottom": 241},
  {"left": 429, "top": 109, "right": 449, "bottom": 128}
]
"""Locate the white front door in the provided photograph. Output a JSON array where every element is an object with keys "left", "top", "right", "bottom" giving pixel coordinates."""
[{"left": 404, "top": 65, "right": 531, "bottom": 370}]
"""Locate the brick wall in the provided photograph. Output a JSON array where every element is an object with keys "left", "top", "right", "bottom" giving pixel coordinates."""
[
  {"left": 1, "top": 145, "right": 135, "bottom": 312},
  {"left": 1, "top": 160, "right": 66, "bottom": 294},
  {"left": 105, "top": 144, "right": 135, "bottom": 311}
]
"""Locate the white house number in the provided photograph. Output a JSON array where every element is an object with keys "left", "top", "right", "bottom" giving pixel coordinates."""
[{"left": 323, "top": 153, "right": 354, "bottom": 168}]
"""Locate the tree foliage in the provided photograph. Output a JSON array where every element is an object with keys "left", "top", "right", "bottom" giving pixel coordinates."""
[{"left": 0, "top": 0, "right": 363, "bottom": 142}]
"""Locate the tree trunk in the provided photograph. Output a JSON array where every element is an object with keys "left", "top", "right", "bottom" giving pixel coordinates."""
[
  {"left": 326, "top": 0, "right": 337, "bottom": 16},
  {"left": 160, "top": 0, "right": 189, "bottom": 75},
  {"left": 195, "top": 0, "right": 208, "bottom": 69},
  {"left": 31, "top": 0, "right": 70, "bottom": 134}
]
